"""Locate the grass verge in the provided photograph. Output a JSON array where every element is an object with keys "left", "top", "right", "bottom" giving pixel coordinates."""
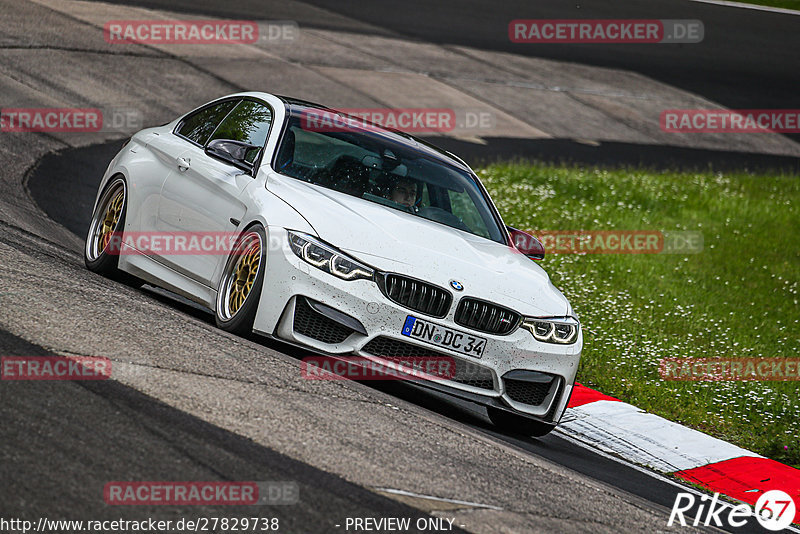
[{"left": 477, "top": 162, "right": 799, "bottom": 467}]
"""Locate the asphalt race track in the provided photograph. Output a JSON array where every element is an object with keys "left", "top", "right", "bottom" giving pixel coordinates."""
[
  {"left": 97, "top": 0, "right": 800, "bottom": 142},
  {"left": 88, "top": 0, "right": 800, "bottom": 171},
  {"left": 0, "top": 329, "right": 449, "bottom": 532},
  {"left": 23, "top": 136, "right": 774, "bottom": 534},
  {"left": 2, "top": 0, "right": 799, "bottom": 532}
]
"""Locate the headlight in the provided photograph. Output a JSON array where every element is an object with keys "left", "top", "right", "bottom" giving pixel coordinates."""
[
  {"left": 522, "top": 317, "right": 579, "bottom": 344},
  {"left": 288, "top": 231, "right": 374, "bottom": 281}
]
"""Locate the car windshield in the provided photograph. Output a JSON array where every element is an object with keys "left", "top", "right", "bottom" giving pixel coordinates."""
[{"left": 273, "top": 107, "right": 506, "bottom": 244}]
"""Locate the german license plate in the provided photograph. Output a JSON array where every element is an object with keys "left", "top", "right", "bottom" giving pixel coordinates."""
[{"left": 401, "top": 315, "right": 486, "bottom": 358}]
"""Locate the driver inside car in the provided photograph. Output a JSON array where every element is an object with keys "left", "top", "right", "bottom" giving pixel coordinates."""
[{"left": 389, "top": 178, "right": 418, "bottom": 209}]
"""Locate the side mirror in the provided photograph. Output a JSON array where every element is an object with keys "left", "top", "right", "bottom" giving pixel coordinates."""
[
  {"left": 205, "top": 139, "right": 260, "bottom": 173},
  {"left": 508, "top": 227, "right": 545, "bottom": 261}
]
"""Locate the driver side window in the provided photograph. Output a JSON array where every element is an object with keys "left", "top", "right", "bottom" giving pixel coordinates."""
[
  {"left": 177, "top": 100, "right": 238, "bottom": 146},
  {"left": 207, "top": 100, "right": 273, "bottom": 164}
]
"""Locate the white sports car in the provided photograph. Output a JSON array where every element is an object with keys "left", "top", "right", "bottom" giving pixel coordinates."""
[{"left": 85, "top": 92, "right": 582, "bottom": 436}]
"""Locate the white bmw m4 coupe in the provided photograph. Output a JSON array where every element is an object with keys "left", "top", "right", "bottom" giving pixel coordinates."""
[{"left": 85, "top": 92, "right": 582, "bottom": 436}]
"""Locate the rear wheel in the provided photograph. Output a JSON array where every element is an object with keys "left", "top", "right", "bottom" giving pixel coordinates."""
[
  {"left": 215, "top": 226, "right": 267, "bottom": 335},
  {"left": 487, "top": 407, "right": 555, "bottom": 437}
]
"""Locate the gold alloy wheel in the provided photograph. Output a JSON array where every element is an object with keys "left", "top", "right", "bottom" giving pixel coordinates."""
[
  {"left": 218, "top": 232, "right": 263, "bottom": 321},
  {"left": 86, "top": 179, "right": 126, "bottom": 262},
  {"left": 228, "top": 240, "right": 261, "bottom": 316},
  {"left": 97, "top": 191, "right": 124, "bottom": 255}
]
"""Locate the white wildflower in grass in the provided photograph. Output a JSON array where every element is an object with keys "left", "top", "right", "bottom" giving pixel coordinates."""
[{"left": 479, "top": 161, "right": 800, "bottom": 466}]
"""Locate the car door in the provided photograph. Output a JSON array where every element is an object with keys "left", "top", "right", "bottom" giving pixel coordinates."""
[
  {"left": 122, "top": 130, "right": 189, "bottom": 235},
  {"left": 156, "top": 99, "right": 274, "bottom": 287},
  {"left": 138, "top": 98, "right": 239, "bottom": 235}
]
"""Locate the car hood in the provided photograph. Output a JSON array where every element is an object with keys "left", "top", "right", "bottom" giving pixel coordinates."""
[{"left": 267, "top": 173, "right": 570, "bottom": 317}]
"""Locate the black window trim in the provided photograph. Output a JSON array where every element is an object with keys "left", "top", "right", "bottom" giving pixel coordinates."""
[
  {"left": 470, "top": 169, "right": 511, "bottom": 247},
  {"left": 173, "top": 96, "right": 277, "bottom": 177}
]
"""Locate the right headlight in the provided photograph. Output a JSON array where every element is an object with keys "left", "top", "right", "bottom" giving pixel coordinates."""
[
  {"left": 287, "top": 231, "right": 374, "bottom": 282},
  {"left": 522, "top": 316, "right": 579, "bottom": 344}
]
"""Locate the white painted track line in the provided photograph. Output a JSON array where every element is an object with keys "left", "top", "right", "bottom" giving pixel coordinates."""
[
  {"left": 689, "top": 0, "right": 800, "bottom": 15},
  {"left": 560, "top": 400, "right": 759, "bottom": 473}
]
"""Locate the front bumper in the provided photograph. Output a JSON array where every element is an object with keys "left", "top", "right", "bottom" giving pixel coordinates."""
[{"left": 252, "top": 228, "right": 582, "bottom": 422}]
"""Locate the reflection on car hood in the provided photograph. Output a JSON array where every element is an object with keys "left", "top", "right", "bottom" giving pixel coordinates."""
[{"left": 267, "top": 174, "right": 570, "bottom": 317}]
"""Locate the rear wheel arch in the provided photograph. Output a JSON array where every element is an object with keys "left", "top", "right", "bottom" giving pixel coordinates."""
[{"left": 84, "top": 174, "right": 141, "bottom": 287}]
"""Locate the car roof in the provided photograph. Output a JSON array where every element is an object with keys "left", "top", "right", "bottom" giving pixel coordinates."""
[{"left": 273, "top": 94, "right": 473, "bottom": 173}]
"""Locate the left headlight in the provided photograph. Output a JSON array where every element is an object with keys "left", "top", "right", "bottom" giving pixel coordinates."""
[
  {"left": 288, "top": 231, "right": 374, "bottom": 282},
  {"left": 522, "top": 316, "right": 579, "bottom": 344}
]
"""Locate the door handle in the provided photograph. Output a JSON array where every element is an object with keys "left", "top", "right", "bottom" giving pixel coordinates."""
[{"left": 176, "top": 157, "right": 191, "bottom": 172}]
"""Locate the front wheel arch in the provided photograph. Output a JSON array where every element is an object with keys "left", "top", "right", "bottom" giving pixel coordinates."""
[{"left": 215, "top": 223, "right": 268, "bottom": 336}]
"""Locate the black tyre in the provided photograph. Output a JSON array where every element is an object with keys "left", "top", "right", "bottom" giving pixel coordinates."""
[
  {"left": 487, "top": 407, "right": 556, "bottom": 437},
  {"left": 215, "top": 225, "right": 267, "bottom": 335},
  {"left": 84, "top": 176, "right": 141, "bottom": 288}
]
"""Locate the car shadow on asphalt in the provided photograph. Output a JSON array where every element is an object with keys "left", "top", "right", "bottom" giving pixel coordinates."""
[{"left": 0, "top": 328, "right": 465, "bottom": 533}]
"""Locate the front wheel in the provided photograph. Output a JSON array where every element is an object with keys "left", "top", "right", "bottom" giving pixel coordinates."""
[
  {"left": 487, "top": 407, "right": 555, "bottom": 437},
  {"left": 215, "top": 225, "right": 267, "bottom": 335}
]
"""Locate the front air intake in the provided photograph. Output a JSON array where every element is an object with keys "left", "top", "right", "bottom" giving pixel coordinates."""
[
  {"left": 361, "top": 336, "right": 495, "bottom": 390},
  {"left": 377, "top": 273, "right": 452, "bottom": 318},
  {"left": 454, "top": 298, "right": 520, "bottom": 335},
  {"left": 293, "top": 297, "right": 355, "bottom": 344}
]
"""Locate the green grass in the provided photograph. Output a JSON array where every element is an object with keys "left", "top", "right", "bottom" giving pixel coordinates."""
[
  {"left": 476, "top": 162, "right": 800, "bottom": 467},
  {"left": 738, "top": 0, "right": 800, "bottom": 10}
]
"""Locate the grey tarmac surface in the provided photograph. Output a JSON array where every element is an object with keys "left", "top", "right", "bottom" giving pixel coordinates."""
[
  {"left": 0, "top": 330, "right": 459, "bottom": 534},
  {"left": 12, "top": 0, "right": 800, "bottom": 163},
  {"left": 93, "top": 0, "right": 800, "bottom": 148}
]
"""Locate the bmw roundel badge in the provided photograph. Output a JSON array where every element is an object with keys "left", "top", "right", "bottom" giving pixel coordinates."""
[{"left": 450, "top": 280, "right": 464, "bottom": 291}]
